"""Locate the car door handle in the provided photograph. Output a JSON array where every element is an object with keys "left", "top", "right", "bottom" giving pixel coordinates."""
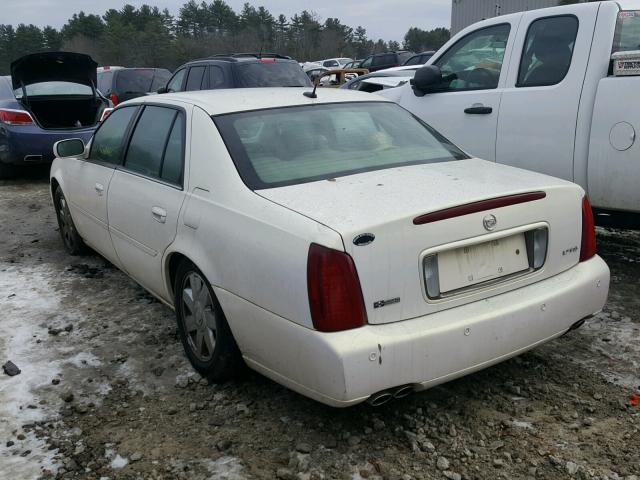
[
  {"left": 151, "top": 206, "right": 167, "bottom": 224},
  {"left": 94, "top": 183, "right": 104, "bottom": 195},
  {"left": 464, "top": 105, "right": 493, "bottom": 115}
]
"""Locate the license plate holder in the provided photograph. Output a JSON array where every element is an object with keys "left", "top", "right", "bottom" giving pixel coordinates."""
[{"left": 437, "top": 233, "right": 529, "bottom": 294}]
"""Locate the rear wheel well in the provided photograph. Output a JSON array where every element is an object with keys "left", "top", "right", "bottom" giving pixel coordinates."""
[
  {"left": 167, "top": 252, "right": 191, "bottom": 299},
  {"left": 50, "top": 178, "right": 60, "bottom": 201}
]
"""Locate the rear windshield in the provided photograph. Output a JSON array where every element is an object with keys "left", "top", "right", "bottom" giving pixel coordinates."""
[
  {"left": 115, "top": 69, "right": 159, "bottom": 93},
  {"left": 613, "top": 11, "right": 640, "bottom": 52},
  {"left": 214, "top": 102, "right": 467, "bottom": 189},
  {"left": 14, "top": 81, "right": 92, "bottom": 98},
  {"left": 233, "top": 62, "right": 312, "bottom": 88}
]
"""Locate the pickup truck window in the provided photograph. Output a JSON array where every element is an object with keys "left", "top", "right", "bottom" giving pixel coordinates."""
[
  {"left": 434, "top": 24, "right": 510, "bottom": 92},
  {"left": 613, "top": 11, "right": 640, "bottom": 53},
  {"left": 517, "top": 16, "right": 578, "bottom": 88}
]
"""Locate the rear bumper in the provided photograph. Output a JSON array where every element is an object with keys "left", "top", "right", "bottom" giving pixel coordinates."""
[
  {"left": 217, "top": 255, "right": 610, "bottom": 407},
  {"left": 0, "top": 125, "right": 94, "bottom": 166}
]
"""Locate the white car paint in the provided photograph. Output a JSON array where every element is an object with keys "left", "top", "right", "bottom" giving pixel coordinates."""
[
  {"left": 51, "top": 88, "right": 609, "bottom": 407},
  {"left": 381, "top": 0, "right": 640, "bottom": 216}
]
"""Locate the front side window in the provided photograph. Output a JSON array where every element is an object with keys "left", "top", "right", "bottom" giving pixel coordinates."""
[
  {"left": 124, "top": 106, "right": 179, "bottom": 179},
  {"left": 214, "top": 102, "right": 467, "bottom": 189},
  {"left": 151, "top": 70, "right": 172, "bottom": 91},
  {"left": 167, "top": 69, "right": 186, "bottom": 93},
  {"left": 435, "top": 24, "right": 510, "bottom": 91},
  {"left": 517, "top": 16, "right": 578, "bottom": 87},
  {"left": 185, "top": 66, "right": 206, "bottom": 91},
  {"left": 89, "top": 106, "right": 137, "bottom": 165}
]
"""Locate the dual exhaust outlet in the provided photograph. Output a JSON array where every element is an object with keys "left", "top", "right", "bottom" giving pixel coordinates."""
[{"left": 367, "top": 384, "right": 415, "bottom": 407}]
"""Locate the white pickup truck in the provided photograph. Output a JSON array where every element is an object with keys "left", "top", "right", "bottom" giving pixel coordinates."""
[{"left": 382, "top": 0, "right": 640, "bottom": 224}]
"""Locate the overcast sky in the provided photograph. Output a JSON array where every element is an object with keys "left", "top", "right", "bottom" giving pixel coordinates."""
[{"left": 2, "top": 0, "right": 452, "bottom": 42}]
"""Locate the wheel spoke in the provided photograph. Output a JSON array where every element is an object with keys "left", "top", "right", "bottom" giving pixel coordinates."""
[
  {"left": 195, "top": 329, "right": 205, "bottom": 355},
  {"left": 203, "top": 329, "right": 215, "bottom": 355},
  {"left": 183, "top": 314, "right": 197, "bottom": 333},
  {"left": 182, "top": 288, "right": 195, "bottom": 313},
  {"left": 204, "top": 309, "right": 216, "bottom": 331}
]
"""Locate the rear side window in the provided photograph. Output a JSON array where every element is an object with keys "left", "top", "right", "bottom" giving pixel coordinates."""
[
  {"left": 124, "top": 106, "right": 178, "bottom": 179},
  {"left": 90, "top": 106, "right": 137, "bottom": 165},
  {"left": 517, "top": 16, "right": 579, "bottom": 87},
  {"left": 208, "top": 66, "right": 226, "bottom": 88},
  {"left": 160, "top": 113, "right": 185, "bottom": 184},
  {"left": 185, "top": 66, "right": 206, "bottom": 91}
]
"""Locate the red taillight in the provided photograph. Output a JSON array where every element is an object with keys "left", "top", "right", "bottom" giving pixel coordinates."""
[
  {"left": 0, "top": 109, "right": 34, "bottom": 125},
  {"left": 110, "top": 93, "right": 119, "bottom": 106},
  {"left": 100, "top": 108, "right": 113, "bottom": 122},
  {"left": 580, "top": 196, "right": 597, "bottom": 262},
  {"left": 260, "top": 58, "right": 276, "bottom": 63},
  {"left": 307, "top": 243, "right": 367, "bottom": 332}
]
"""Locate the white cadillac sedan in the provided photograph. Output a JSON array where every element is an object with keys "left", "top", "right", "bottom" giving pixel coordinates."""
[{"left": 50, "top": 88, "right": 610, "bottom": 407}]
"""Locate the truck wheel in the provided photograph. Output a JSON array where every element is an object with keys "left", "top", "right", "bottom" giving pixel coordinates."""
[
  {"left": 53, "top": 185, "right": 87, "bottom": 255},
  {"left": 174, "top": 260, "right": 243, "bottom": 382}
]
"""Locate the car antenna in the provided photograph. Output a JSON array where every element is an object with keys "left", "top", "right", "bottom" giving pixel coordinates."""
[{"left": 303, "top": 80, "right": 318, "bottom": 99}]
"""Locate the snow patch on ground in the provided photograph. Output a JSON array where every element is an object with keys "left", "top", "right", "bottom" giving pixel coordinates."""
[
  {"left": 204, "top": 456, "right": 246, "bottom": 479},
  {"left": 0, "top": 265, "right": 65, "bottom": 478}
]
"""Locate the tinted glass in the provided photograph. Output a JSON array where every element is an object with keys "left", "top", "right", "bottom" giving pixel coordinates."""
[
  {"left": 215, "top": 102, "right": 467, "bottom": 189},
  {"left": 151, "top": 70, "right": 172, "bottom": 91},
  {"left": 115, "top": 69, "right": 155, "bottom": 93},
  {"left": 208, "top": 65, "right": 226, "bottom": 88},
  {"left": 167, "top": 69, "right": 186, "bottom": 92},
  {"left": 373, "top": 54, "right": 395, "bottom": 66},
  {"left": 90, "top": 106, "right": 137, "bottom": 165},
  {"left": 360, "top": 57, "right": 373, "bottom": 68},
  {"left": 185, "top": 66, "right": 206, "bottom": 91},
  {"left": 97, "top": 71, "right": 113, "bottom": 93},
  {"left": 435, "top": 24, "right": 510, "bottom": 91},
  {"left": 161, "top": 113, "right": 185, "bottom": 184},
  {"left": 233, "top": 62, "right": 312, "bottom": 87},
  {"left": 324, "top": 60, "right": 339, "bottom": 67},
  {"left": 518, "top": 16, "right": 578, "bottom": 87},
  {"left": 398, "top": 52, "right": 413, "bottom": 63},
  {"left": 404, "top": 55, "right": 422, "bottom": 66},
  {"left": 614, "top": 11, "right": 640, "bottom": 52},
  {"left": 125, "top": 106, "right": 176, "bottom": 177}
]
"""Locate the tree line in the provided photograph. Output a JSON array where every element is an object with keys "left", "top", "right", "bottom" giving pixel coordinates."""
[{"left": 0, "top": 1, "right": 450, "bottom": 75}]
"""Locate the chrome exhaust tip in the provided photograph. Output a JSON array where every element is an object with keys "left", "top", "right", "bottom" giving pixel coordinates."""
[
  {"left": 367, "top": 391, "right": 393, "bottom": 406},
  {"left": 392, "top": 385, "right": 414, "bottom": 399}
]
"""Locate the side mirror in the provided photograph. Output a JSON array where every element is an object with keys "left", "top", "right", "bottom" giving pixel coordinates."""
[
  {"left": 157, "top": 86, "right": 168, "bottom": 94},
  {"left": 411, "top": 65, "right": 443, "bottom": 97},
  {"left": 54, "top": 138, "right": 86, "bottom": 159}
]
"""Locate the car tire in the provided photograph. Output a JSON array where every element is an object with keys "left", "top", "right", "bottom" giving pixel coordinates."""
[
  {"left": 53, "top": 185, "right": 87, "bottom": 255},
  {"left": 174, "top": 260, "right": 243, "bottom": 382},
  {"left": 0, "top": 163, "right": 17, "bottom": 179}
]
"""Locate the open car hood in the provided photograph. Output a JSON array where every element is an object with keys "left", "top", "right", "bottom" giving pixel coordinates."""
[{"left": 11, "top": 52, "right": 98, "bottom": 90}]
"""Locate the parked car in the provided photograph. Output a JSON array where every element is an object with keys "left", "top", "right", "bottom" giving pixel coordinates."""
[
  {"left": 0, "top": 52, "right": 110, "bottom": 178},
  {"left": 311, "top": 58, "right": 354, "bottom": 68},
  {"left": 359, "top": 51, "right": 414, "bottom": 72},
  {"left": 97, "top": 67, "right": 172, "bottom": 105},
  {"left": 344, "top": 60, "right": 362, "bottom": 69},
  {"left": 301, "top": 63, "right": 330, "bottom": 83},
  {"left": 403, "top": 51, "right": 436, "bottom": 66},
  {"left": 50, "top": 88, "right": 609, "bottom": 407},
  {"left": 382, "top": 1, "right": 640, "bottom": 225},
  {"left": 159, "top": 53, "right": 311, "bottom": 93},
  {"left": 341, "top": 68, "right": 418, "bottom": 92}
]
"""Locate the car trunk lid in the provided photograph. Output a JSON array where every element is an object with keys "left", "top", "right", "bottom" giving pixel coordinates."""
[
  {"left": 259, "top": 159, "right": 585, "bottom": 325},
  {"left": 11, "top": 52, "right": 98, "bottom": 91}
]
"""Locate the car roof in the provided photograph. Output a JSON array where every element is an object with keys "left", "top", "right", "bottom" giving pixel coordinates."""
[
  {"left": 121, "top": 87, "right": 391, "bottom": 116},
  {"left": 183, "top": 53, "right": 294, "bottom": 66}
]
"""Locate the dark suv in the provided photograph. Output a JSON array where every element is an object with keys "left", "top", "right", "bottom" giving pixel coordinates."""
[
  {"left": 97, "top": 67, "right": 172, "bottom": 106},
  {"left": 358, "top": 51, "right": 415, "bottom": 72},
  {"left": 159, "top": 53, "right": 312, "bottom": 93}
]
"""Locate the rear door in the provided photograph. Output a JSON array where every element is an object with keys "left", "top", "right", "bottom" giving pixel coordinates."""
[
  {"left": 396, "top": 20, "right": 517, "bottom": 161},
  {"left": 496, "top": 6, "right": 597, "bottom": 180},
  {"left": 65, "top": 105, "right": 138, "bottom": 267},
  {"left": 107, "top": 104, "right": 188, "bottom": 299}
]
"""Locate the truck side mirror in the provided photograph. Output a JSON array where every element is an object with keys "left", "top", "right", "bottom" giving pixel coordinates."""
[
  {"left": 411, "top": 65, "right": 443, "bottom": 97},
  {"left": 54, "top": 138, "right": 86, "bottom": 158}
]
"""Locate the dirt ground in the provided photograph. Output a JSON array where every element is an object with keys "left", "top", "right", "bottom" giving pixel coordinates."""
[{"left": 0, "top": 177, "right": 639, "bottom": 480}]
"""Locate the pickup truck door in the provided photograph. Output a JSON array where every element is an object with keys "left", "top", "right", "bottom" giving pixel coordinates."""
[
  {"left": 392, "top": 18, "right": 519, "bottom": 161},
  {"left": 64, "top": 106, "right": 138, "bottom": 268},
  {"left": 107, "top": 104, "right": 188, "bottom": 301},
  {"left": 495, "top": 6, "right": 598, "bottom": 180}
]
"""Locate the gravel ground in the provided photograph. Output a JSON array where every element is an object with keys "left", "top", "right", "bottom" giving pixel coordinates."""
[{"left": 0, "top": 177, "right": 639, "bottom": 480}]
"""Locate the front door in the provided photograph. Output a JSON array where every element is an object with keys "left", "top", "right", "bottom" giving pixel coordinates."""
[
  {"left": 107, "top": 104, "right": 188, "bottom": 300},
  {"left": 65, "top": 105, "right": 138, "bottom": 267},
  {"left": 496, "top": 8, "right": 597, "bottom": 180},
  {"left": 394, "top": 20, "right": 516, "bottom": 161}
]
